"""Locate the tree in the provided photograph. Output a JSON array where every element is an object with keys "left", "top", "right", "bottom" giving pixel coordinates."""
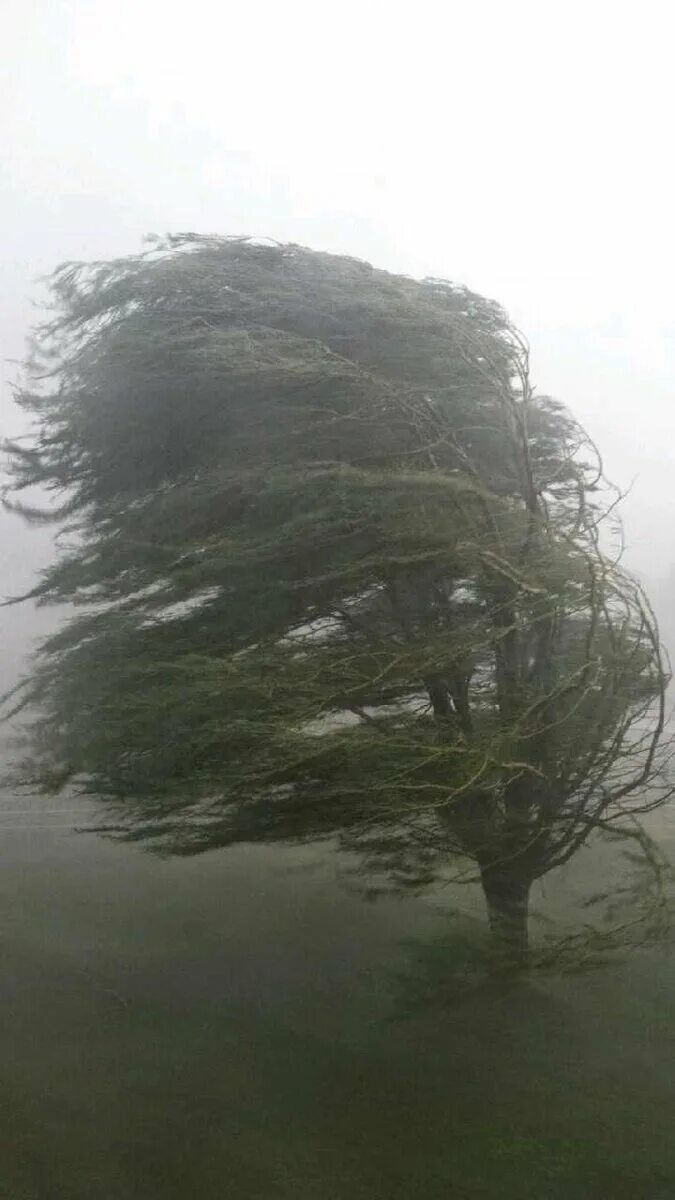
[{"left": 3, "top": 234, "right": 671, "bottom": 965}]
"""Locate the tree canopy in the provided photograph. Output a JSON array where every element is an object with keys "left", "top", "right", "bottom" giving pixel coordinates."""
[{"left": 4, "top": 234, "right": 671, "bottom": 960}]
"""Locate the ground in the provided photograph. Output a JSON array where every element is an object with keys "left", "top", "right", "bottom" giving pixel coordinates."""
[{"left": 1, "top": 793, "right": 674, "bottom": 1199}]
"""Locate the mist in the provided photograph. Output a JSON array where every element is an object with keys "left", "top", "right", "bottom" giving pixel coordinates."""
[
  {"left": 3, "top": 4, "right": 675, "bottom": 1197},
  {"left": 5, "top": 2, "right": 675, "bottom": 590}
]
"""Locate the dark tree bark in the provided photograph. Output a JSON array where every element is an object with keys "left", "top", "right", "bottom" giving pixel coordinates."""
[{"left": 479, "top": 864, "right": 532, "bottom": 966}]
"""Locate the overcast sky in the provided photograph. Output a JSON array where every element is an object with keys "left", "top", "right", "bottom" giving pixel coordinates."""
[{"left": 3, "top": 0, "right": 675, "bottom": 602}]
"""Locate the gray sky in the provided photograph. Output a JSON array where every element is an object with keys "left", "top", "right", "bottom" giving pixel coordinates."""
[{"left": 3, "top": 0, "right": 675, "bottom": 591}]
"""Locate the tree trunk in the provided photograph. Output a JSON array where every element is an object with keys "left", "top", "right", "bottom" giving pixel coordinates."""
[{"left": 479, "top": 865, "right": 531, "bottom": 969}]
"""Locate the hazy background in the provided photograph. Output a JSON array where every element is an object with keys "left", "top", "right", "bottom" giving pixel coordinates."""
[
  {"left": 4, "top": 0, "right": 675, "bottom": 614},
  {"left": 3, "top": 8, "right": 675, "bottom": 1196}
]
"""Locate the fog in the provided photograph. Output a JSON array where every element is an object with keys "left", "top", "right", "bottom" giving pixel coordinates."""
[
  {"left": 3, "top": 4, "right": 675, "bottom": 1196},
  {"left": 6, "top": 2, "right": 675, "bottom": 584}
]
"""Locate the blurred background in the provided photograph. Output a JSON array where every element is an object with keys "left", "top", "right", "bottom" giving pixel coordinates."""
[{"left": 2, "top": 4, "right": 675, "bottom": 1197}]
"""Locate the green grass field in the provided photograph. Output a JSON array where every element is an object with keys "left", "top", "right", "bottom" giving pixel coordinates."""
[{"left": 0, "top": 800, "right": 674, "bottom": 1199}]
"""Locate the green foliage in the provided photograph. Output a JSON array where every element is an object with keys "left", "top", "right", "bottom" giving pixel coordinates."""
[{"left": 3, "top": 235, "right": 670, "bottom": 935}]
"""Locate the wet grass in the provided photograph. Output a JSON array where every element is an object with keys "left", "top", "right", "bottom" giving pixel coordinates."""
[{"left": 0, "top": 818, "right": 674, "bottom": 1198}]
